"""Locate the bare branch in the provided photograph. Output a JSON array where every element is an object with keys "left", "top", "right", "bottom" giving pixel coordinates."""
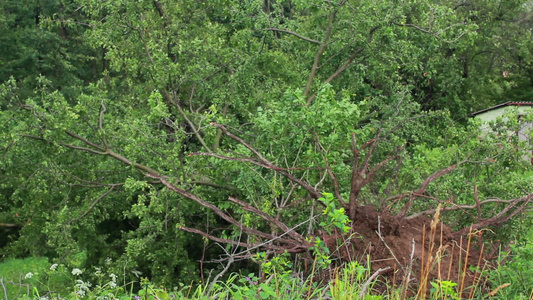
[
  {"left": 67, "top": 186, "right": 115, "bottom": 224},
  {"left": 265, "top": 28, "right": 321, "bottom": 44},
  {"left": 208, "top": 123, "right": 323, "bottom": 200},
  {"left": 173, "top": 97, "right": 213, "bottom": 153},
  {"left": 324, "top": 25, "right": 378, "bottom": 84},
  {"left": 324, "top": 47, "right": 364, "bottom": 83},
  {"left": 207, "top": 255, "right": 234, "bottom": 294},
  {"left": 23, "top": 134, "right": 107, "bottom": 155},
  {"left": 391, "top": 21, "right": 468, "bottom": 44},
  {"left": 406, "top": 196, "right": 532, "bottom": 220},
  {"left": 231, "top": 214, "right": 319, "bottom": 258},
  {"left": 65, "top": 130, "right": 105, "bottom": 151},
  {"left": 228, "top": 196, "right": 307, "bottom": 244},
  {"left": 190, "top": 151, "right": 269, "bottom": 168},
  {"left": 397, "top": 159, "right": 466, "bottom": 218},
  {"left": 304, "top": 7, "right": 339, "bottom": 103},
  {"left": 0, "top": 223, "right": 22, "bottom": 228},
  {"left": 314, "top": 132, "right": 345, "bottom": 206},
  {"left": 305, "top": 25, "right": 379, "bottom": 105},
  {"left": 453, "top": 194, "right": 533, "bottom": 237},
  {"left": 359, "top": 266, "right": 391, "bottom": 298},
  {"left": 179, "top": 226, "right": 270, "bottom": 249},
  {"left": 209, "top": 122, "right": 270, "bottom": 164},
  {"left": 99, "top": 99, "right": 109, "bottom": 150},
  {"left": 145, "top": 173, "right": 291, "bottom": 243}
]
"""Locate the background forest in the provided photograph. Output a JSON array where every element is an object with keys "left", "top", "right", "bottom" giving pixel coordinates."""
[{"left": 1, "top": 0, "right": 533, "bottom": 299}]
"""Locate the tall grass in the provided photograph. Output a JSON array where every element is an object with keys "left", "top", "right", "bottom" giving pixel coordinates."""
[{"left": 411, "top": 205, "right": 489, "bottom": 300}]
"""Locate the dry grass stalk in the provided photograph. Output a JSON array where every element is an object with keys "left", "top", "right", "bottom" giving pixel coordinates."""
[
  {"left": 416, "top": 204, "right": 442, "bottom": 299},
  {"left": 487, "top": 283, "right": 510, "bottom": 297}
]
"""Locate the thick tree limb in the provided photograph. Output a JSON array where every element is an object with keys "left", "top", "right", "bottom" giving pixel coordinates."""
[
  {"left": 453, "top": 194, "right": 533, "bottom": 237},
  {"left": 396, "top": 160, "right": 466, "bottom": 218},
  {"left": 348, "top": 131, "right": 397, "bottom": 220},
  {"left": 406, "top": 197, "right": 525, "bottom": 220},
  {"left": 65, "top": 130, "right": 105, "bottom": 151}
]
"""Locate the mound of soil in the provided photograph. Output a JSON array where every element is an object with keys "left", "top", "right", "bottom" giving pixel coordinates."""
[{"left": 315, "top": 205, "right": 487, "bottom": 296}]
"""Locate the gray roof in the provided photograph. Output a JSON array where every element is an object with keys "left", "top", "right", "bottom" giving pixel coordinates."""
[{"left": 472, "top": 102, "right": 533, "bottom": 116}]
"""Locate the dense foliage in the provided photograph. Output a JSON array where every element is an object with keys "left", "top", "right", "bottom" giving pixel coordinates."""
[{"left": 1, "top": 0, "right": 533, "bottom": 293}]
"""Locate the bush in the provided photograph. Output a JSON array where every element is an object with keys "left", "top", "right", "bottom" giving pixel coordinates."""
[{"left": 489, "top": 231, "right": 533, "bottom": 299}]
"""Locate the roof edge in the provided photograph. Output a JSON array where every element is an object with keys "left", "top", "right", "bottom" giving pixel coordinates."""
[{"left": 472, "top": 102, "right": 533, "bottom": 116}]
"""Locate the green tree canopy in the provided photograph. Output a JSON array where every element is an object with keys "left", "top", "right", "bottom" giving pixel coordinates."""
[{"left": 1, "top": 0, "right": 533, "bottom": 286}]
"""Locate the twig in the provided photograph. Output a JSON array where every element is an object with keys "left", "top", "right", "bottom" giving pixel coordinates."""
[
  {"left": 66, "top": 186, "right": 116, "bottom": 224},
  {"left": 359, "top": 266, "right": 391, "bottom": 298},
  {"left": 207, "top": 256, "right": 234, "bottom": 294},
  {"left": 228, "top": 196, "right": 307, "bottom": 244},
  {"left": 230, "top": 214, "right": 320, "bottom": 258},
  {"left": 264, "top": 28, "right": 320, "bottom": 44},
  {"left": 1, "top": 277, "right": 8, "bottom": 300},
  {"left": 375, "top": 216, "right": 405, "bottom": 274},
  {"left": 402, "top": 238, "right": 416, "bottom": 299}
]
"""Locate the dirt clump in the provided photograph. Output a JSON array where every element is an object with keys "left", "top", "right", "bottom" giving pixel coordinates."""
[{"left": 316, "top": 205, "right": 488, "bottom": 296}]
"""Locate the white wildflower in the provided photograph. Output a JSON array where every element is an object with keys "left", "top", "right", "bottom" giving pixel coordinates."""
[
  {"left": 75, "top": 279, "right": 92, "bottom": 296},
  {"left": 105, "top": 257, "right": 112, "bottom": 265},
  {"left": 50, "top": 264, "right": 58, "bottom": 271},
  {"left": 109, "top": 273, "right": 117, "bottom": 282},
  {"left": 24, "top": 272, "right": 33, "bottom": 279},
  {"left": 71, "top": 268, "right": 83, "bottom": 276},
  {"left": 109, "top": 281, "right": 117, "bottom": 288}
]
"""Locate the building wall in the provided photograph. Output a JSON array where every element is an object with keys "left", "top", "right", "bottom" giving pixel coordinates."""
[
  {"left": 474, "top": 105, "right": 533, "bottom": 163},
  {"left": 475, "top": 106, "right": 533, "bottom": 123}
]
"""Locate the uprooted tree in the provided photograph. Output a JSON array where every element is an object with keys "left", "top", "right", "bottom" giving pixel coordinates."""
[
  {"left": 4, "top": 82, "right": 533, "bottom": 291},
  {"left": 2, "top": 0, "right": 533, "bottom": 290}
]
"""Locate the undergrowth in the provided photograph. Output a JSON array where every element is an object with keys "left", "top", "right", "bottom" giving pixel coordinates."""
[
  {"left": 2, "top": 204, "right": 532, "bottom": 299},
  {"left": 0, "top": 247, "right": 530, "bottom": 299}
]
